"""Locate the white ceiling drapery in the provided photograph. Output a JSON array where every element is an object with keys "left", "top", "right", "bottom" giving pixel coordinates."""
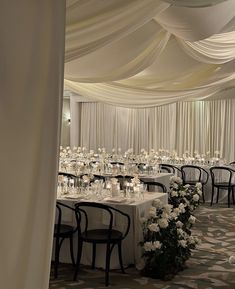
[{"left": 65, "top": 0, "right": 235, "bottom": 107}]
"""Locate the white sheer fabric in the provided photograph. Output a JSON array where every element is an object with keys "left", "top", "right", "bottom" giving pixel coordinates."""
[
  {"left": 0, "top": 2, "right": 65, "bottom": 289},
  {"left": 64, "top": 0, "right": 235, "bottom": 107},
  {"left": 71, "top": 99, "right": 235, "bottom": 162}
]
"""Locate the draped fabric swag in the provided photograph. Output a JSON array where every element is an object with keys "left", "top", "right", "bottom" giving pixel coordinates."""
[
  {"left": 71, "top": 99, "right": 235, "bottom": 162},
  {"left": 64, "top": 0, "right": 235, "bottom": 107},
  {"left": 0, "top": 2, "right": 65, "bottom": 289}
]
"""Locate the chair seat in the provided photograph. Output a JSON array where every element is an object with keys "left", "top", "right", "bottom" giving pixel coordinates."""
[
  {"left": 81, "top": 229, "right": 123, "bottom": 243},
  {"left": 54, "top": 224, "right": 75, "bottom": 237}
]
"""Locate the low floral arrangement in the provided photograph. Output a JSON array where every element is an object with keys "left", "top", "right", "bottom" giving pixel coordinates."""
[{"left": 140, "top": 176, "right": 201, "bottom": 280}]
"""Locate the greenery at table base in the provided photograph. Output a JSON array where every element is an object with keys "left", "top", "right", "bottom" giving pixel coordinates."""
[{"left": 140, "top": 176, "right": 202, "bottom": 280}]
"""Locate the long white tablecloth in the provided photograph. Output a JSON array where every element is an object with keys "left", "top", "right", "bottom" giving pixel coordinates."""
[{"left": 55, "top": 192, "right": 168, "bottom": 269}]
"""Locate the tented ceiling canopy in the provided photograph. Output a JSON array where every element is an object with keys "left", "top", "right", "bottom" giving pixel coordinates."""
[{"left": 64, "top": 0, "right": 235, "bottom": 107}]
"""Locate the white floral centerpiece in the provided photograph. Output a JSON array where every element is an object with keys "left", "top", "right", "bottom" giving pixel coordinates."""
[{"left": 140, "top": 177, "right": 201, "bottom": 280}]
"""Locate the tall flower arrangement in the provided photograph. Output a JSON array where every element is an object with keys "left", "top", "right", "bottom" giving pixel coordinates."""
[{"left": 140, "top": 177, "right": 201, "bottom": 280}]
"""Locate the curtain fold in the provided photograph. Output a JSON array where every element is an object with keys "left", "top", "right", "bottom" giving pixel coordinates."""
[
  {"left": 0, "top": 2, "right": 65, "bottom": 289},
  {"left": 71, "top": 99, "right": 235, "bottom": 162}
]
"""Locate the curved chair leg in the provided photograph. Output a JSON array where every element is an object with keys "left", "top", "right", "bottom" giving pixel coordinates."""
[
  {"left": 216, "top": 187, "right": 219, "bottom": 203},
  {"left": 228, "top": 188, "right": 231, "bottom": 208},
  {"left": 105, "top": 243, "right": 111, "bottom": 286},
  {"left": 118, "top": 241, "right": 125, "bottom": 274},
  {"left": 69, "top": 235, "right": 75, "bottom": 266},
  {"left": 92, "top": 243, "right": 96, "bottom": 269},
  {"left": 232, "top": 187, "right": 235, "bottom": 205},
  {"left": 210, "top": 188, "right": 214, "bottom": 206},
  {"left": 54, "top": 236, "right": 60, "bottom": 279},
  {"left": 202, "top": 185, "right": 205, "bottom": 203},
  {"left": 73, "top": 240, "right": 83, "bottom": 281}
]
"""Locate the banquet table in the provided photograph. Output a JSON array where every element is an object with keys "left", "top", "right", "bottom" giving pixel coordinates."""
[{"left": 54, "top": 192, "right": 168, "bottom": 269}]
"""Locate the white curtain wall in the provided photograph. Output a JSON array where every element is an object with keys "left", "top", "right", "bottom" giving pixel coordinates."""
[
  {"left": 0, "top": 2, "right": 65, "bottom": 289},
  {"left": 71, "top": 99, "right": 235, "bottom": 162}
]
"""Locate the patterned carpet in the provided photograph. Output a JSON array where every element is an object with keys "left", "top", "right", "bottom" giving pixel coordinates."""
[{"left": 49, "top": 204, "right": 235, "bottom": 288}]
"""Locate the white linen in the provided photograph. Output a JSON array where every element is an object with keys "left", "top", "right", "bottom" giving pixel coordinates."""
[{"left": 0, "top": 2, "right": 65, "bottom": 289}]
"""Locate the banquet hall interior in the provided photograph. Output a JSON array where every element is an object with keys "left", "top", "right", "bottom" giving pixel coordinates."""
[{"left": 2, "top": 1, "right": 235, "bottom": 289}]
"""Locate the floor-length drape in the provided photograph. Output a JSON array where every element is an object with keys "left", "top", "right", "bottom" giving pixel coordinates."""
[
  {"left": 71, "top": 99, "right": 235, "bottom": 162},
  {"left": 0, "top": 2, "right": 65, "bottom": 289}
]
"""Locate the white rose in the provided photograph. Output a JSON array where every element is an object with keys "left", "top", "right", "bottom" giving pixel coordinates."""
[
  {"left": 158, "top": 218, "right": 169, "bottom": 228},
  {"left": 229, "top": 256, "right": 235, "bottom": 265},
  {"left": 161, "top": 212, "right": 169, "bottom": 220},
  {"left": 152, "top": 199, "right": 163, "bottom": 210},
  {"left": 179, "top": 203, "right": 186, "bottom": 213},
  {"left": 148, "top": 223, "right": 160, "bottom": 232},
  {"left": 152, "top": 241, "right": 162, "bottom": 250},
  {"left": 189, "top": 215, "right": 196, "bottom": 224},
  {"left": 193, "top": 194, "right": 200, "bottom": 202},
  {"left": 178, "top": 240, "right": 187, "bottom": 248},
  {"left": 139, "top": 217, "right": 147, "bottom": 224},
  {"left": 143, "top": 242, "right": 153, "bottom": 252},
  {"left": 176, "top": 221, "right": 183, "bottom": 228},
  {"left": 173, "top": 183, "right": 179, "bottom": 189},
  {"left": 171, "top": 190, "right": 178, "bottom": 197},
  {"left": 173, "top": 207, "right": 180, "bottom": 216},
  {"left": 149, "top": 207, "right": 157, "bottom": 218},
  {"left": 184, "top": 184, "right": 190, "bottom": 189},
  {"left": 195, "top": 182, "right": 202, "bottom": 189},
  {"left": 170, "top": 212, "right": 178, "bottom": 220},
  {"left": 163, "top": 204, "right": 173, "bottom": 214},
  {"left": 177, "top": 228, "right": 185, "bottom": 236},
  {"left": 179, "top": 190, "right": 186, "bottom": 197}
]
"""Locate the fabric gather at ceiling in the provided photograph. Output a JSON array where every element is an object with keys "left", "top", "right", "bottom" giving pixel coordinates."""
[{"left": 65, "top": 0, "right": 235, "bottom": 107}]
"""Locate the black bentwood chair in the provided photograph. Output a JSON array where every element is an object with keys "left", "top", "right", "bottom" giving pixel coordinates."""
[
  {"left": 140, "top": 179, "right": 167, "bottom": 193},
  {"left": 210, "top": 166, "right": 235, "bottom": 207},
  {"left": 181, "top": 165, "right": 209, "bottom": 203},
  {"left": 73, "top": 202, "right": 131, "bottom": 286},
  {"left": 54, "top": 202, "right": 79, "bottom": 278},
  {"left": 159, "top": 164, "right": 182, "bottom": 178}
]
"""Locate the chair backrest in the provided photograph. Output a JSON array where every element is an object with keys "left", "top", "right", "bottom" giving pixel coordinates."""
[
  {"left": 159, "top": 164, "right": 182, "bottom": 177},
  {"left": 181, "top": 165, "right": 202, "bottom": 183},
  {"left": 140, "top": 180, "right": 167, "bottom": 193},
  {"left": 75, "top": 202, "right": 130, "bottom": 240},
  {"left": 159, "top": 166, "right": 171, "bottom": 173},
  {"left": 210, "top": 166, "right": 235, "bottom": 185},
  {"left": 55, "top": 201, "right": 78, "bottom": 235},
  {"left": 230, "top": 161, "right": 235, "bottom": 165}
]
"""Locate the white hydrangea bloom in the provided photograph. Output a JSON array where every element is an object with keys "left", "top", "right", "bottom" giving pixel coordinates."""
[
  {"left": 158, "top": 218, "right": 169, "bottom": 228},
  {"left": 148, "top": 223, "right": 160, "bottom": 232}
]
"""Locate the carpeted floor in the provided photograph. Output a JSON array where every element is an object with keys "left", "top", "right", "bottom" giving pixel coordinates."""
[{"left": 49, "top": 204, "right": 235, "bottom": 288}]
